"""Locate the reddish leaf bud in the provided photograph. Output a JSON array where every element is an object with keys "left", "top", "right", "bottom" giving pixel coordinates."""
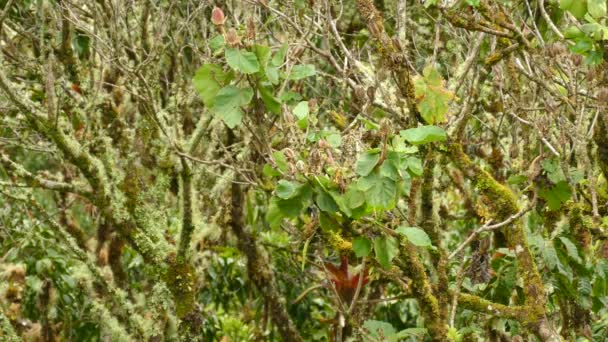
[
  {"left": 225, "top": 28, "right": 240, "bottom": 46},
  {"left": 211, "top": 7, "right": 225, "bottom": 26}
]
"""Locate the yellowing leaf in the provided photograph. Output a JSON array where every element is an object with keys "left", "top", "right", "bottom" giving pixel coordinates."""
[{"left": 413, "top": 65, "right": 453, "bottom": 124}]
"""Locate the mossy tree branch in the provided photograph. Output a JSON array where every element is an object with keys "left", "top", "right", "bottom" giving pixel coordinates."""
[{"left": 446, "top": 141, "right": 559, "bottom": 340}]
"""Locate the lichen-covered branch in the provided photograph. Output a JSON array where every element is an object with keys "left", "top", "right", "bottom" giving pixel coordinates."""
[
  {"left": 396, "top": 242, "right": 447, "bottom": 341},
  {"left": 446, "top": 141, "right": 559, "bottom": 340},
  {"left": 230, "top": 181, "right": 303, "bottom": 342}
]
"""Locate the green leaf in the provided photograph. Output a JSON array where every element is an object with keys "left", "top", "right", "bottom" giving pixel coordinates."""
[
  {"left": 293, "top": 101, "right": 309, "bottom": 119},
  {"left": 263, "top": 163, "right": 281, "bottom": 177},
  {"left": 266, "top": 199, "right": 283, "bottom": 229},
  {"left": 293, "top": 101, "right": 309, "bottom": 129},
  {"left": 211, "top": 85, "right": 254, "bottom": 128},
  {"left": 356, "top": 150, "right": 381, "bottom": 176},
  {"left": 192, "top": 64, "right": 232, "bottom": 107},
  {"left": 271, "top": 44, "right": 288, "bottom": 67},
  {"left": 324, "top": 132, "right": 342, "bottom": 148},
  {"left": 400, "top": 125, "right": 447, "bottom": 145},
  {"left": 374, "top": 236, "right": 399, "bottom": 269},
  {"left": 404, "top": 157, "right": 423, "bottom": 176},
  {"left": 564, "top": 26, "right": 585, "bottom": 39},
  {"left": 353, "top": 237, "right": 372, "bottom": 258},
  {"left": 316, "top": 190, "right": 339, "bottom": 213},
  {"left": 276, "top": 180, "right": 301, "bottom": 199},
  {"left": 267, "top": 185, "right": 313, "bottom": 227},
  {"left": 380, "top": 159, "right": 400, "bottom": 180},
  {"left": 259, "top": 86, "right": 281, "bottom": 114},
  {"left": 560, "top": 0, "right": 588, "bottom": 19},
  {"left": 254, "top": 44, "right": 271, "bottom": 68},
  {"left": 507, "top": 174, "right": 527, "bottom": 185},
  {"left": 273, "top": 151, "right": 288, "bottom": 173},
  {"left": 359, "top": 170, "right": 397, "bottom": 210},
  {"left": 542, "top": 241, "right": 559, "bottom": 270},
  {"left": 225, "top": 48, "right": 260, "bottom": 74},
  {"left": 266, "top": 66, "right": 280, "bottom": 84},
  {"left": 558, "top": 236, "right": 582, "bottom": 263},
  {"left": 588, "top": 0, "right": 606, "bottom": 18},
  {"left": 209, "top": 35, "right": 225, "bottom": 52},
  {"left": 396, "top": 226, "right": 432, "bottom": 247},
  {"left": 343, "top": 185, "right": 366, "bottom": 209},
  {"left": 362, "top": 320, "right": 396, "bottom": 341},
  {"left": 413, "top": 66, "right": 453, "bottom": 124},
  {"left": 539, "top": 181, "right": 572, "bottom": 211},
  {"left": 286, "top": 64, "right": 316, "bottom": 80},
  {"left": 569, "top": 38, "right": 593, "bottom": 54}
]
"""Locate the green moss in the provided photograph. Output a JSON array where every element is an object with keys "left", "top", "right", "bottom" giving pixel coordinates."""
[
  {"left": 399, "top": 243, "right": 447, "bottom": 340},
  {"left": 163, "top": 257, "right": 197, "bottom": 318},
  {"left": 447, "top": 142, "right": 546, "bottom": 313},
  {"left": 327, "top": 230, "right": 352, "bottom": 252}
]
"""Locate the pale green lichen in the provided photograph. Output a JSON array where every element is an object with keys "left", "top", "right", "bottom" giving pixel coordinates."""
[{"left": 91, "top": 301, "right": 135, "bottom": 342}]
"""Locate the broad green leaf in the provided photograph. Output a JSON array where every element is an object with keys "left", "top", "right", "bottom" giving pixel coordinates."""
[
  {"left": 560, "top": 0, "right": 587, "bottom": 19},
  {"left": 254, "top": 44, "right": 271, "bottom": 68},
  {"left": 539, "top": 181, "right": 572, "bottom": 211},
  {"left": 267, "top": 185, "right": 313, "bottom": 227},
  {"left": 263, "top": 163, "right": 281, "bottom": 177},
  {"left": 279, "top": 91, "right": 303, "bottom": 103},
  {"left": 374, "top": 236, "right": 399, "bottom": 269},
  {"left": 285, "top": 64, "right": 316, "bottom": 80},
  {"left": 276, "top": 180, "right": 301, "bottom": 199},
  {"left": 359, "top": 170, "right": 397, "bottom": 210},
  {"left": 293, "top": 101, "right": 309, "bottom": 120},
  {"left": 266, "top": 66, "right": 280, "bottom": 84},
  {"left": 212, "top": 85, "right": 253, "bottom": 128},
  {"left": 356, "top": 150, "right": 381, "bottom": 176},
  {"left": 343, "top": 185, "right": 366, "bottom": 209},
  {"left": 192, "top": 64, "right": 232, "bottom": 107},
  {"left": 273, "top": 151, "right": 288, "bottom": 173},
  {"left": 209, "top": 35, "right": 225, "bottom": 53},
  {"left": 380, "top": 159, "right": 400, "bottom": 180},
  {"left": 293, "top": 101, "right": 309, "bottom": 129},
  {"left": 585, "top": 50, "right": 604, "bottom": 65},
  {"left": 400, "top": 125, "right": 447, "bottom": 145},
  {"left": 225, "top": 48, "right": 260, "bottom": 74},
  {"left": 266, "top": 198, "right": 283, "bottom": 229},
  {"left": 413, "top": 66, "right": 453, "bottom": 124},
  {"left": 396, "top": 226, "right": 432, "bottom": 247},
  {"left": 316, "top": 190, "right": 339, "bottom": 213},
  {"left": 404, "top": 157, "right": 423, "bottom": 176},
  {"left": 569, "top": 38, "right": 593, "bottom": 54},
  {"left": 259, "top": 86, "right": 281, "bottom": 114},
  {"left": 564, "top": 26, "right": 585, "bottom": 39},
  {"left": 319, "top": 212, "right": 342, "bottom": 232},
  {"left": 324, "top": 132, "right": 342, "bottom": 148},
  {"left": 353, "top": 237, "right": 372, "bottom": 258},
  {"left": 588, "top": 0, "right": 606, "bottom": 18},
  {"left": 362, "top": 320, "right": 396, "bottom": 341},
  {"left": 541, "top": 159, "right": 565, "bottom": 183},
  {"left": 271, "top": 44, "right": 288, "bottom": 67}
]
